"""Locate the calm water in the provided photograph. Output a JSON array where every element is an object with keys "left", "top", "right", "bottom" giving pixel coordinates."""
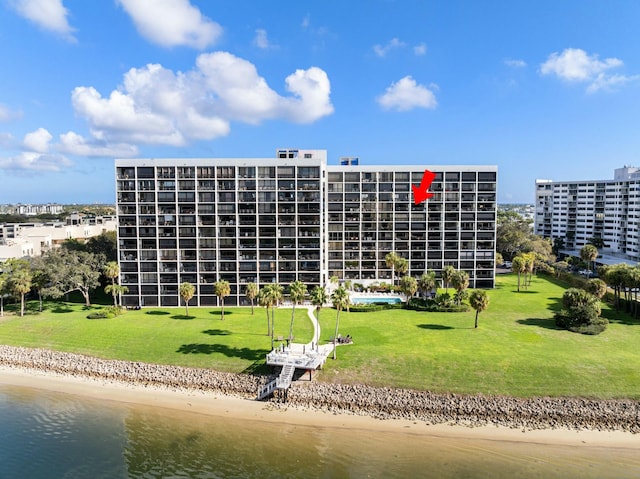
[{"left": 0, "top": 385, "right": 638, "bottom": 479}]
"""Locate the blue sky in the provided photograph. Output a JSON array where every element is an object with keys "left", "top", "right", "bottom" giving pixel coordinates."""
[{"left": 1, "top": 0, "right": 640, "bottom": 204}]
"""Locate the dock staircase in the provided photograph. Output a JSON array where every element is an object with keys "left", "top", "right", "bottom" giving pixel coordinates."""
[{"left": 257, "top": 360, "right": 296, "bottom": 400}]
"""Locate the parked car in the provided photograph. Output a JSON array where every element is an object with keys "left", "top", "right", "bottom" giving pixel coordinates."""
[{"left": 503, "top": 261, "right": 512, "bottom": 269}]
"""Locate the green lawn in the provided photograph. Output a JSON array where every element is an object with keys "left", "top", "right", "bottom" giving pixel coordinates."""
[{"left": 1, "top": 273, "right": 639, "bottom": 399}]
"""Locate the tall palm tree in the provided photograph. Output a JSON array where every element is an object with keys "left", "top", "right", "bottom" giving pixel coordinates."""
[
  {"left": 257, "top": 288, "right": 272, "bottom": 336},
  {"left": 214, "top": 280, "right": 231, "bottom": 320},
  {"left": 385, "top": 252, "right": 398, "bottom": 285},
  {"left": 310, "top": 285, "right": 328, "bottom": 350},
  {"left": 0, "top": 263, "right": 6, "bottom": 317},
  {"left": 450, "top": 270, "right": 470, "bottom": 305},
  {"left": 103, "top": 261, "right": 121, "bottom": 306},
  {"left": 398, "top": 275, "right": 418, "bottom": 300},
  {"left": 288, "top": 280, "right": 307, "bottom": 342},
  {"left": 512, "top": 256, "right": 527, "bottom": 292},
  {"left": 417, "top": 271, "right": 436, "bottom": 297},
  {"left": 469, "top": 290, "right": 490, "bottom": 328},
  {"left": 581, "top": 244, "right": 598, "bottom": 273},
  {"left": 395, "top": 257, "right": 409, "bottom": 281},
  {"left": 245, "top": 282, "right": 258, "bottom": 315},
  {"left": 264, "top": 283, "right": 283, "bottom": 349},
  {"left": 5, "top": 259, "right": 32, "bottom": 317},
  {"left": 330, "top": 285, "right": 350, "bottom": 360},
  {"left": 179, "top": 282, "right": 195, "bottom": 316},
  {"left": 441, "top": 265, "right": 455, "bottom": 293}
]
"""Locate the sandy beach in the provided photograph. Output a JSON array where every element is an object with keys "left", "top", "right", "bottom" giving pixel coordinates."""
[{"left": 1, "top": 364, "right": 639, "bottom": 450}]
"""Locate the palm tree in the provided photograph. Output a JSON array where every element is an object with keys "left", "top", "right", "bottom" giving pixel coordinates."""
[
  {"left": 581, "top": 244, "right": 598, "bottom": 273},
  {"left": 0, "top": 264, "right": 6, "bottom": 317},
  {"left": 179, "top": 282, "right": 195, "bottom": 316},
  {"left": 395, "top": 257, "right": 409, "bottom": 280},
  {"left": 441, "top": 265, "right": 455, "bottom": 293},
  {"left": 245, "top": 282, "right": 258, "bottom": 315},
  {"left": 257, "top": 288, "right": 272, "bottom": 336},
  {"left": 398, "top": 275, "right": 418, "bottom": 300},
  {"left": 469, "top": 290, "right": 490, "bottom": 328},
  {"left": 417, "top": 271, "right": 436, "bottom": 297},
  {"left": 310, "top": 286, "right": 328, "bottom": 350},
  {"left": 450, "top": 270, "right": 469, "bottom": 305},
  {"left": 385, "top": 252, "right": 398, "bottom": 285},
  {"left": 288, "top": 280, "right": 307, "bottom": 342},
  {"left": 330, "top": 285, "right": 350, "bottom": 360},
  {"left": 264, "top": 283, "right": 283, "bottom": 349},
  {"left": 103, "top": 261, "right": 121, "bottom": 307},
  {"left": 5, "top": 259, "right": 32, "bottom": 317},
  {"left": 105, "top": 284, "right": 129, "bottom": 306},
  {"left": 512, "top": 256, "right": 527, "bottom": 292},
  {"left": 214, "top": 280, "right": 231, "bottom": 320}
]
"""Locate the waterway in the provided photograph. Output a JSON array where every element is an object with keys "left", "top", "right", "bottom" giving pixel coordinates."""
[{"left": 0, "top": 384, "right": 638, "bottom": 478}]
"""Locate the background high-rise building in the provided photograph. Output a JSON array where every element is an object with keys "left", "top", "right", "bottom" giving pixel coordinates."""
[
  {"left": 535, "top": 166, "right": 640, "bottom": 264},
  {"left": 115, "top": 150, "right": 497, "bottom": 307}
]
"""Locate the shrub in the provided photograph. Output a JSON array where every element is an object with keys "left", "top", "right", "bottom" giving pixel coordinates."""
[
  {"left": 86, "top": 306, "right": 124, "bottom": 320},
  {"left": 554, "top": 288, "right": 606, "bottom": 335}
]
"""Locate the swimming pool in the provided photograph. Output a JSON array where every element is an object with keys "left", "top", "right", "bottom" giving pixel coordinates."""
[{"left": 351, "top": 296, "right": 403, "bottom": 304}]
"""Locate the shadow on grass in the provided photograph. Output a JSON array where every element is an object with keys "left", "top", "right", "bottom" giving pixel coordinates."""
[
  {"left": 209, "top": 311, "right": 233, "bottom": 316},
  {"left": 417, "top": 324, "right": 454, "bottom": 330},
  {"left": 176, "top": 343, "right": 263, "bottom": 361},
  {"left": 171, "top": 314, "right": 195, "bottom": 320},
  {"left": 601, "top": 308, "right": 640, "bottom": 326},
  {"left": 51, "top": 306, "right": 74, "bottom": 314},
  {"left": 241, "top": 359, "right": 270, "bottom": 375},
  {"left": 146, "top": 311, "right": 171, "bottom": 316},
  {"left": 512, "top": 290, "right": 540, "bottom": 294},
  {"left": 202, "top": 329, "right": 231, "bottom": 336},
  {"left": 516, "top": 318, "right": 560, "bottom": 330}
]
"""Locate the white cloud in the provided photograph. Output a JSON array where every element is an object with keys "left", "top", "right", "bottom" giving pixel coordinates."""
[
  {"left": 541, "top": 48, "right": 621, "bottom": 81},
  {"left": 8, "top": 0, "right": 75, "bottom": 41},
  {"left": 70, "top": 51, "right": 333, "bottom": 146},
  {"left": 301, "top": 14, "right": 310, "bottom": 29},
  {"left": 58, "top": 131, "right": 139, "bottom": 157},
  {"left": 0, "top": 151, "right": 72, "bottom": 171},
  {"left": 540, "top": 48, "right": 638, "bottom": 93},
  {"left": 377, "top": 76, "right": 438, "bottom": 111},
  {"left": 373, "top": 38, "right": 405, "bottom": 57},
  {"left": 117, "top": 0, "right": 222, "bottom": 49},
  {"left": 413, "top": 43, "right": 427, "bottom": 56},
  {"left": 505, "top": 58, "right": 527, "bottom": 68},
  {"left": 23, "top": 127, "right": 52, "bottom": 153},
  {"left": 0, "top": 127, "right": 72, "bottom": 171},
  {"left": 253, "top": 29, "right": 272, "bottom": 49}
]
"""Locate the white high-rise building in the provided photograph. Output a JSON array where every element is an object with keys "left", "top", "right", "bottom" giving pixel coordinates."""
[
  {"left": 115, "top": 149, "right": 497, "bottom": 307},
  {"left": 535, "top": 167, "right": 640, "bottom": 262}
]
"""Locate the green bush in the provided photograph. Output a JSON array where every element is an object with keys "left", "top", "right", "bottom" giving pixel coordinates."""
[
  {"left": 86, "top": 306, "right": 124, "bottom": 320},
  {"left": 406, "top": 297, "right": 469, "bottom": 312},
  {"left": 554, "top": 288, "right": 607, "bottom": 335},
  {"left": 348, "top": 302, "right": 404, "bottom": 313}
]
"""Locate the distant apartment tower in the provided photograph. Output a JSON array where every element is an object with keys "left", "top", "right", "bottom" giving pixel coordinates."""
[
  {"left": 535, "top": 166, "right": 640, "bottom": 260},
  {"left": 115, "top": 150, "right": 497, "bottom": 307}
]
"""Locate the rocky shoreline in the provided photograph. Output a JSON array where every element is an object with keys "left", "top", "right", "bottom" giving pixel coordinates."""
[{"left": 1, "top": 345, "right": 638, "bottom": 433}]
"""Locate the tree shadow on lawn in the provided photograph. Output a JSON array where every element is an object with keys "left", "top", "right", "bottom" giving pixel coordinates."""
[
  {"left": 601, "top": 308, "right": 640, "bottom": 326},
  {"left": 512, "top": 290, "right": 540, "bottom": 294},
  {"left": 146, "top": 311, "right": 171, "bottom": 316},
  {"left": 176, "top": 343, "right": 263, "bottom": 361},
  {"left": 171, "top": 314, "right": 195, "bottom": 320},
  {"left": 516, "top": 318, "right": 560, "bottom": 330},
  {"left": 202, "top": 329, "right": 231, "bottom": 336},
  {"left": 417, "top": 324, "right": 454, "bottom": 330},
  {"left": 209, "top": 311, "right": 233, "bottom": 317},
  {"left": 51, "top": 306, "right": 74, "bottom": 313}
]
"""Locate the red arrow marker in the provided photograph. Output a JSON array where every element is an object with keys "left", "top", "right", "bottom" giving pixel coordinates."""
[{"left": 412, "top": 169, "right": 436, "bottom": 205}]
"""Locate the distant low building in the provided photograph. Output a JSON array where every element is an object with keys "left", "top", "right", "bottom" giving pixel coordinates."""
[{"left": 0, "top": 214, "right": 116, "bottom": 261}]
